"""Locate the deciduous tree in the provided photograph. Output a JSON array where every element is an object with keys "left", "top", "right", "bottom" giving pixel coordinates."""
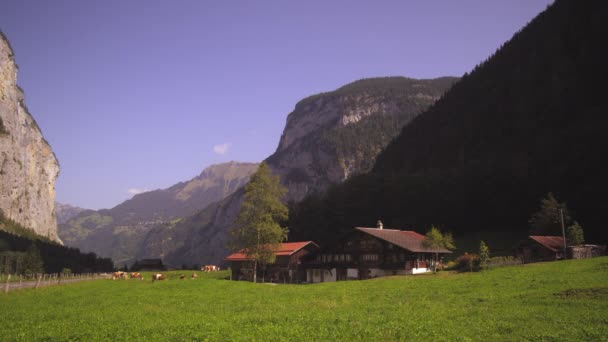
[
  {"left": 230, "top": 162, "right": 288, "bottom": 283},
  {"left": 567, "top": 221, "right": 584, "bottom": 246},
  {"left": 422, "top": 226, "right": 455, "bottom": 272},
  {"left": 479, "top": 241, "right": 490, "bottom": 270}
]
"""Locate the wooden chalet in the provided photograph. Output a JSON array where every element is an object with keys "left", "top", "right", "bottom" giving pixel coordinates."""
[
  {"left": 516, "top": 236, "right": 565, "bottom": 263},
  {"left": 303, "top": 224, "right": 452, "bottom": 283},
  {"left": 131, "top": 258, "right": 165, "bottom": 271},
  {"left": 224, "top": 241, "right": 319, "bottom": 283}
]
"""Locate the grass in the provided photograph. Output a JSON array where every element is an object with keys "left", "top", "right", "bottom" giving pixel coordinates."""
[{"left": 1, "top": 258, "right": 607, "bottom": 341}]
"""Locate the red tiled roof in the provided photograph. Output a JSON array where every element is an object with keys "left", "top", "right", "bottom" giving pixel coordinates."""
[
  {"left": 224, "top": 241, "right": 318, "bottom": 261},
  {"left": 529, "top": 236, "right": 565, "bottom": 252},
  {"left": 355, "top": 227, "right": 453, "bottom": 253}
]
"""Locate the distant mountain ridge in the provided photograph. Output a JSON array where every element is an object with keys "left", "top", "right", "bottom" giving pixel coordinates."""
[
  {"left": 54, "top": 203, "right": 87, "bottom": 225},
  {"left": 141, "top": 76, "right": 457, "bottom": 266},
  {"left": 58, "top": 161, "right": 258, "bottom": 265}
]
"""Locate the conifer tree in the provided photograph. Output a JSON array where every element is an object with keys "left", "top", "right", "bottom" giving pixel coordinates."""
[
  {"left": 529, "top": 193, "right": 571, "bottom": 235},
  {"left": 230, "top": 162, "right": 288, "bottom": 283}
]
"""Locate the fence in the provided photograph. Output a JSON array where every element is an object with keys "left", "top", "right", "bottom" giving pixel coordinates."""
[{"left": 1, "top": 272, "right": 108, "bottom": 293}]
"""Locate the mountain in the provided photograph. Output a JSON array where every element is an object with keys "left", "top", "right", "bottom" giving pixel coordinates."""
[
  {"left": 288, "top": 0, "right": 608, "bottom": 247},
  {"left": 268, "top": 77, "right": 458, "bottom": 202},
  {"left": 54, "top": 202, "right": 87, "bottom": 225},
  {"left": 0, "top": 32, "right": 60, "bottom": 242},
  {"left": 58, "top": 161, "right": 258, "bottom": 265},
  {"left": 144, "top": 76, "right": 457, "bottom": 266}
]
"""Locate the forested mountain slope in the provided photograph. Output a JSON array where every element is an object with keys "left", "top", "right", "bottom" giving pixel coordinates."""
[{"left": 289, "top": 0, "right": 608, "bottom": 246}]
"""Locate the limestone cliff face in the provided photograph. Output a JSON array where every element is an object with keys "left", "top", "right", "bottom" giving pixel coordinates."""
[
  {"left": 268, "top": 77, "right": 458, "bottom": 201},
  {"left": 0, "top": 33, "right": 60, "bottom": 242}
]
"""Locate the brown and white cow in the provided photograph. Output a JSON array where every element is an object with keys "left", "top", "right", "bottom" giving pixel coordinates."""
[
  {"left": 202, "top": 265, "right": 220, "bottom": 272},
  {"left": 151, "top": 273, "right": 165, "bottom": 282},
  {"left": 112, "top": 271, "right": 128, "bottom": 280},
  {"left": 130, "top": 272, "right": 143, "bottom": 280}
]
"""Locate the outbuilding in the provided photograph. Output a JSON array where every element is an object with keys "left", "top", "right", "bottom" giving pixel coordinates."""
[{"left": 224, "top": 241, "right": 319, "bottom": 283}]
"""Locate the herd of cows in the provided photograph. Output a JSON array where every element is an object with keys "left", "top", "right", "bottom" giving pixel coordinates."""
[{"left": 110, "top": 265, "right": 221, "bottom": 281}]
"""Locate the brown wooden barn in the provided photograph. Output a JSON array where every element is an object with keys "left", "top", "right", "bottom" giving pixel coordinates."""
[
  {"left": 224, "top": 241, "right": 319, "bottom": 283},
  {"left": 302, "top": 225, "right": 452, "bottom": 283},
  {"left": 516, "top": 236, "right": 565, "bottom": 263}
]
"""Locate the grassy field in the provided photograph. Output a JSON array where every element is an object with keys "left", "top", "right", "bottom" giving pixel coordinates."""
[{"left": 1, "top": 258, "right": 607, "bottom": 341}]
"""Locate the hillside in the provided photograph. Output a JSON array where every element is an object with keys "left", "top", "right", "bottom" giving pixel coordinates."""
[
  {"left": 58, "top": 162, "right": 258, "bottom": 265},
  {"left": 288, "top": 0, "right": 608, "bottom": 245},
  {"left": 1, "top": 258, "right": 606, "bottom": 340},
  {"left": 0, "top": 214, "right": 113, "bottom": 274},
  {"left": 54, "top": 202, "right": 87, "bottom": 225},
  {"left": 143, "top": 77, "right": 456, "bottom": 266},
  {"left": 0, "top": 32, "right": 60, "bottom": 242}
]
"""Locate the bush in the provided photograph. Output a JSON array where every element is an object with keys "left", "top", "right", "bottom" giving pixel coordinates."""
[{"left": 454, "top": 253, "right": 480, "bottom": 272}]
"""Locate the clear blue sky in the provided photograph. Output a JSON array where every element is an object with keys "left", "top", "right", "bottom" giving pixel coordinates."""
[{"left": 0, "top": 0, "right": 553, "bottom": 210}]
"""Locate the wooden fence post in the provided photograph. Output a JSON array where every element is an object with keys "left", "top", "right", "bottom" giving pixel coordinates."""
[
  {"left": 35, "top": 274, "right": 42, "bottom": 289},
  {"left": 4, "top": 274, "right": 10, "bottom": 293}
]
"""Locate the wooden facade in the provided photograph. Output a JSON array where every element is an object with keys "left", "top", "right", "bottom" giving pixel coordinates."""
[
  {"left": 517, "top": 236, "right": 565, "bottom": 263},
  {"left": 225, "top": 241, "right": 319, "bottom": 283},
  {"left": 303, "top": 227, "right": 452, "bottom": 283}
]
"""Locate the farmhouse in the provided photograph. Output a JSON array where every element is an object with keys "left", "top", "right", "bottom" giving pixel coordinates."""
[
  {"left": 224, "top": 241, "right": 319, "bottom": 283},
  {"left": 303, "top": 224, "right": 452, "bottom": 283},
  {"left": 131, "top": 258, "right": 165, "bottom": 271},
  {"left": 517, "top": 236, "right": 565, "bottom": 263}
]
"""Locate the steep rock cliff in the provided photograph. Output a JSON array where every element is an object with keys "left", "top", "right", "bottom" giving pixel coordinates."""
[
  {"left": 0, "top": 33, "right": 60, "bottom": 242},
  {"left": 268, "top": 77, "right": 457, "bottom": 201}
]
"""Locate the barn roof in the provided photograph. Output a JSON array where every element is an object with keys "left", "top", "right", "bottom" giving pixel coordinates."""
[
  {"left": 224, "top": 241, "right": 319, "bottom": 261},
  {"left": 529, "top": 236, "right": 565, "bottom": 252},
  {"left": 355, "top": 227, "right": 453, "bottom": 253}
]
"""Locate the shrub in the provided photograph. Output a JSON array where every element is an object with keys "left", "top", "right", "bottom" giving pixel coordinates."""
[{"left": 454, "top": 253, "right": 480, "bottom": 272}]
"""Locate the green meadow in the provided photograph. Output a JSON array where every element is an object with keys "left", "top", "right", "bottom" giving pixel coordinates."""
[{"left": 1, "top": 258, "right": 607, "bottom": 341}]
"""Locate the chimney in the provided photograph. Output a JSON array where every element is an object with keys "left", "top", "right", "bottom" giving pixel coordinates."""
[{"left": 377, "top": 220, "right": 383, "bottom": 229}]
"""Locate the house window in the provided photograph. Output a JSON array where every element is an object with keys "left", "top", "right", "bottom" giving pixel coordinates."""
[{"left": 361, "top": 254, "right": 379, "bottom": 262}]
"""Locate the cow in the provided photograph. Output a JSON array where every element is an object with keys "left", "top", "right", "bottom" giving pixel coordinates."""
[
  {"left": 112, "top": 271, "right": 128, "bottom": 280},
  {"left": 130, "top": 272, "right": 143, "bottom": 280},
  {"left": 151, "top": 273, "right": 165, "bottom": 282},
  {"left": 191, "top": 273, "right": 198, "bottom": 279},
  {"left": 202, "top": 265, "right": 220, "bottom": 272}
]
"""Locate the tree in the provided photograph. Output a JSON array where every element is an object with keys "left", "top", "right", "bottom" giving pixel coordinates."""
[
  {"left": 529, "top": 193, "right": 571, "bottom": 235},
  {"left": 422, "top": 226, "right": 455, "bottom": 272},
  {"left": 230, "top": 162, "right": 289, "bottom": 283},
  {"left": 567, "top": 221, "right": 584, "bottom": 246},
  {"left": 22, "top": 243, "right": 43, "bottom": 275},
  {"left": 479, "top": 241, "right": 490, "bottom": 270}
]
